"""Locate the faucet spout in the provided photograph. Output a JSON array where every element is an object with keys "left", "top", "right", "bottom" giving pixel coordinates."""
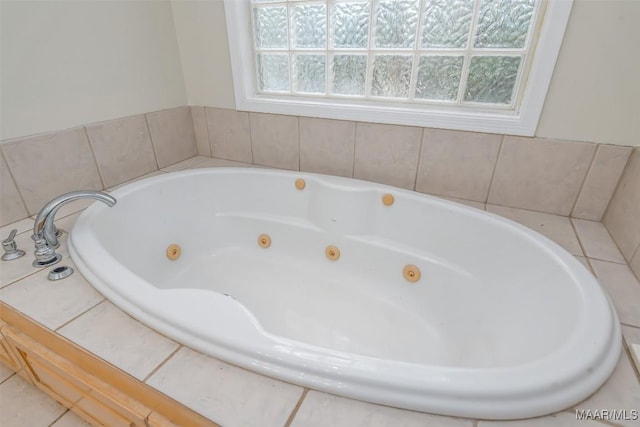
[{"left": 32, "top": 190, "right": 116, "bottom": 267}]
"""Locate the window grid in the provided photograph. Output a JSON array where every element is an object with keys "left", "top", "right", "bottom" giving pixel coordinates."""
[{"left": 251, "top": 0, "right": 543, "bottom": 109}]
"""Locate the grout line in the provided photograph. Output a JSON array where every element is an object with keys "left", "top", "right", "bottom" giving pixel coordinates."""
[
  {"left": 569, "top": 217, "right": 588, "bottom": 258},
  {"left": 201, "top": 107, "right": 213, "bottom": 158},
  {"left": 54, "top": 299, "right": 107, "bottom": 332},
  {"left": 142, "top": 345, "right": 183, "bottom": 383},
  {"left": 621, "top": 322, "right": 640, "bottom": 329},
  {"left": 0, "top": 370, "right": 16, "bottom": 385},
  {"left": 484, "top": 135, "right": 504, "bottom": 204},
  {"left": 1, "top": 266, "right": 48, "bottom": 290},
  {"left": 83, "top": 126, "right": 107, "bottom": 190},
  {"left": 412, "top": 128, "right": 425, "bottom": 191},
  {"left": 569, "top": 143, "right": 599, "bottom": 218},
  {"left": 600, "top": 147, "right": 635, "bottom": 224},
  {"left": 351, "top": 122, "right": 359, "bottom": 179},
  {"left": 0, "top": 147, "right": 31, "bottom": 218},
  {"left": 248, "top": 112, "right": 256, "bottom": 165},
  {"left": 48, "top": 409, "right": 71, "bottom": 427},
  {"left": 204, "top": 107, "right": 216, "bottom": 159},
  {"left": 144, "top": 114, "right": 161, "bottom": 171},
  {"left": 284, "top": 388, "right": 309, "bottom": 427}
]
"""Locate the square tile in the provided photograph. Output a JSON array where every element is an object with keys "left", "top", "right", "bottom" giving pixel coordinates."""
[
  {"left": 58, "top": 301, "right": 179, "bottom": 380},
  {"left": 300, "top": 117, "right": 355, "bottom": 178},
  {"left": 190, "top": 157, "right": 251, "bottom": 169},
  {"left": 0, "top": 258, "right": 104, "bottom": 330},
  {"left": 603, "top": 148, "right": 640, "bottom": 261},
  {"left": 206, "top": 108, "right": 253, "bottom": 163},
  {"left": 486, "top": 205, "right": 583, "bottom": 256},
  {"left": 0, "top": 230, "right": 45, "bottom": 288},
  {"left": 51, "top": 410, "right": 92, "bottom": 427},
  {"left": 147, "top": 107, "right": 198, "bottom": 168},
  {"left": 291, "top": 391, "right": 472, "bottom": 427},
  {"left": 0, "top": 155, "right": 28, "bottom": 226},
  {"left": 0, "top": 374, "right": 67, "bottom": 427},
  {"left": 572, "top": 219, "right": 626, "bottom": 263},
  {"left": 146, "top": 347, "right": 303, "bottom": 427},
  {"left": 574, "top": 351, "right": 640, "bottom": 427},
  {"left": 488, "top": 137, "right": 595, "bottom": 215},
  {"left": 416, "top": 129, "right": 501, "bottom": 202},
  {"left": 354, "top": 123, "right": 422, "bottom": 190},
  {"left": 590, "top": 259, "right": 640, "bottom": 327},
  {"left": 85, "top": 115, "right": 157, "bottom": 188},
  {"left": 572, "top": 144, "right": 632, "bottom": 220},
  {"left": 0, "top": 363, "right": 14, "bottom": 384},
  {"left": 191, "top": 106, "right": 211, "bottom": 157},
  {"left": 438, "top": 196, "right": 486, "bottom": 211},
  {"left": 107, "top": 170, "right": 166, "bottom": 191},
  {"left": 2, "top": 128, "right": 103, "bottom": 215},
  {"left": 249, "top": 113, "right": 299, "bottom": 170},
  {"left": 0, "top": 216, "right": 33, "bottom": 239}
]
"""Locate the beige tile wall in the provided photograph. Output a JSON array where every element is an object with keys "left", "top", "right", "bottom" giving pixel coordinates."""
[
  {"left": 0, "top": 107, "right": 196, "bottom": 226},
  {"left": 1, "top": 106, "right": 635, "bottom": 260},
  {"left": 603, "top": 148, "right": 640, "bottom": 280}
]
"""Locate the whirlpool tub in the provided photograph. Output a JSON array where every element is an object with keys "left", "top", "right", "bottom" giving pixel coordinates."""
[{"left": 69, "top": 168, "right": 621, "bottom": 419}]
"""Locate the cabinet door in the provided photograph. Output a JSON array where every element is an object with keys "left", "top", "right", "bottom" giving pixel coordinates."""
[
  {"left": 2, "top": 325, "right": 151, "bottom": 427},
  {"left": 0, "top": 321, "right": 22, "bottom": 372}
]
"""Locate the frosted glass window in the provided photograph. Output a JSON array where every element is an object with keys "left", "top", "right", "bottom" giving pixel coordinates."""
[
  {"left": 465, "top": 56, "right": 521, "bottom": 103},
  {"left": 372, "top": 55, "right": 413, "bottom": 98},
  {"left": 422, "top": 0, "right": 474, "bottom": 48},
  {"left": 332, "top": 55, "right": 367, "bottom": 96},
  {"left": 250, "top": 0, "right": 542, "bottom": 107},
  {"left": 296, "top": 55, "right": 326, "bottom": 94},
  {"left": 415, "top": 56, "right": 464, "bottom": 101},
  {"left": 332, "top": 2, "right": 370, "bottom": 48}
]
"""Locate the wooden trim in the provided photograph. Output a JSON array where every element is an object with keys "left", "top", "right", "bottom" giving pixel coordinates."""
[{"left": 0, "top": 302, "right": 219, "bottom": 427}]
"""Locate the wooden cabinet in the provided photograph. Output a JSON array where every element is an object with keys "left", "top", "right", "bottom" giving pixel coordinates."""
[{"left": 0, "top": 303, "right": 218, "bottom": 427}]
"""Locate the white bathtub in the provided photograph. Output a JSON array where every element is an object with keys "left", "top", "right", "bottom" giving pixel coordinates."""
[{"left": 69, "top": 168, "right": 621, "bottom": 420}]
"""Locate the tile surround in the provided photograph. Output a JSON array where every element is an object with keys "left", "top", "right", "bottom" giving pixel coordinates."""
[
  {"left": 416, "top": 128, "right": 502, "bottom": 202},
  {"left": 147, "top": 346, "right": 303, "bottom": 427},
  {"left": 572, "top": 219, "right": 626, "bottom": 263},
  {"left": 354, "top": 122, "right": 422, "bottom": 189},
  {"left": 603, "top": 148, "right": 640, "bottom": 262},
  {"left": 58, "top": 301, "right": 180, "bottom": 381},
  {"left": 488, "top": 136, "right": 596, "bottom": 216},
  {"left": 85, "top": 114, "right": 158, "bottom": 188},
  {"left": 146, "top": 106, "right": 198, "bottom": 168},
  {"left": 572, "top": 144, "right": 632, "bottom": 220},
  {"left": 291, "top": 391, "right": 472, "bottom": 427},
  {"left": 299, "top": 117, "right": 356, "bottom": 178},
  {"left": 249, "top": 112, "right": 299, "bottom": 170},
  {"left": 205, "top": 107, "right": 253, "bottom": 163},
  {"left": 0, "top": 154, "right": 28, "bottom": 225},
  {"left": 0, "top": 158, "right": 637, "bottom": 427},
  {"left": 190, "top": 106, "right": 211, "bottom": 157},
  {"left": 590, "top": 259, "right": 640, "bottom": 327},
  {"left": 1, "top": 127, "right": 103, "bottom": 216}
]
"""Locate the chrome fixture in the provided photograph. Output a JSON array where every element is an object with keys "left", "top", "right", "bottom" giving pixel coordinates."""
[
  {"left": 48, "top": 265, "right": 74, "bottom": 281},
  {"left": 2, "top": 229, "right": 26, "bottom": 261},
  {"left": 32, "top": 190, "right": 117, "bottom": 267}
]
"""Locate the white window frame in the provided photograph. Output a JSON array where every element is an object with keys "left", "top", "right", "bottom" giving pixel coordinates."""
[{"left": 224, "top": 0, "right": 573, "bottom": 136}]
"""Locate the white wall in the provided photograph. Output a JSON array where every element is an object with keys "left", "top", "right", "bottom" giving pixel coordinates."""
[
  {"left": 173, "top": 0, "right": 639, "bottom": 147},
  {"left": 171, "top": 0, "right": 234, "bottom": 108},
  {"left": 1, "top": 0, "right": 187, "bottom": 140},
  {"left": 536, "top": 0, "right": 640, "bottom": 146}
]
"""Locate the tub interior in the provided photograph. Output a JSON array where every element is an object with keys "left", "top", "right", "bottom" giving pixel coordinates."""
[{"left": 86, "top": 171, "right": 583, "bottom": 368}]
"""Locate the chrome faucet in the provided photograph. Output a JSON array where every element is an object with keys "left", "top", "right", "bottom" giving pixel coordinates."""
[{"left": 32, "top": 190, "right": 116, "bottom": 267}]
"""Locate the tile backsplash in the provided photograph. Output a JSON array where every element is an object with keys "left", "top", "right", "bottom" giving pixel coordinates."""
[{"left": 1, "top": 106, "right": 637, "bottom": 280}]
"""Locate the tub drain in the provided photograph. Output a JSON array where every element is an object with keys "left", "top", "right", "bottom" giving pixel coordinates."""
[{"left": 48, "top": 265, "right": 73, "bottom": 281}]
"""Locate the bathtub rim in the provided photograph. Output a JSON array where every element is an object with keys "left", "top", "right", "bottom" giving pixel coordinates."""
[{"left": 68, "top": 168, "right": 622, "bottom": 420}]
